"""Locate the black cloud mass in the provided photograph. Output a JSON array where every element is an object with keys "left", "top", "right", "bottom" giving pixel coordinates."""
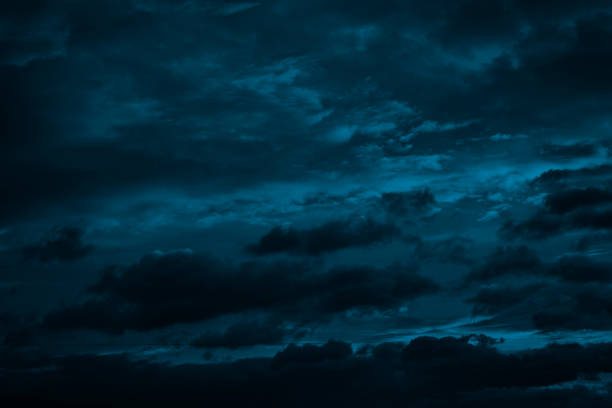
[
  {"left": 2, "top": 0, "right": 612, "bottom": 405},
  {"left": 23, "top": 227, "right": 94, "bottom": 262},
  {"left": 40, "top": 252, "right": 436, "bottom": 333}
]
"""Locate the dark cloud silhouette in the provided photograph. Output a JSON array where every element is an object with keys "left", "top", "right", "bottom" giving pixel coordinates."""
[
  {"left": 379, "top": 188, "right": 436, "bottom": 215},
  {"left": 547, "top": 256, "right": 612, "bottom": 283},
  {"left": 467, "top": 282, "right": 612, "bottom": 331},
  {"left": 191, "top": 320, "right": 290, "bottom": 349},
  {"left": 2, "top": 336, "right": 612, "bottom": 407},
  {"left": 463, "top": 247, "right": 612, "bottom": 331},
  {"left": 272, "top": 339, "right": 353, "bottom": 366},
  {"left": 538, "top": 143, "right": 599, "bottom": 160},
  {"left": 247, "top": 217, "right": 401, "bottom": 255},
  {"left": 500, "top": 215, "right": 564, "bottom": 240},
  {"left": 531, "top": 165, "right": 612, "bottom": 188},
  {"left": 501, "top": 208, "right": 612, "bottom": 240},
  {"left": 465, "top": 246, "right": 541, "bottom": 283},
  {"left": 40, "top": 252, "right": 437, "bottom": 334},
  {"left": 531, "top": 286, "right": 612, "bottom": 331},
  {"left": 466, "top": 247, "right": 612, "bottom": 285},
  {"left": 22, "top": 227, "right": 94, "bottom": 262},
  {"left": 433, "top": 0, "right": 522, "bottom": 48},
  {"left": 467, "top": 284, "right": 544, "bottom": 315},
  {"left": 545, "top": 187, "right": 612, "bottom": 214},
  {"left": 502, "top": 185, "right": 612, "bottom": 239},
  {"left": 412, "top": 236, "right": 475, "bottom": 265}
]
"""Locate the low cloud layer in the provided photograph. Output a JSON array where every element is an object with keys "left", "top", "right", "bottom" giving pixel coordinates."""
[{"left": 3, "top": 336, "right": 612, "bottom": 407}]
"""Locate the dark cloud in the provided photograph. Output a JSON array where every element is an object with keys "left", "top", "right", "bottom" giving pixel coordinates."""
[
  {"left": 500, "top": 215, "right": 564, "bottom": 240},
  {"left": 575, "top": 231, "right": 612, "bottom": 251},
  {"left": 272, "top": 339, "right": 353, "bottom": 366},
  {"left": 413, "top": 236, "right": 475, "bottom": 265},
  {"left": 246, "top": 217, "right": 401, "bottom": 256},
  {"left": 531, "top": 165, "right": 612, "bottom": 188},
  {"left": 467, "top": 282, "right": 612, "bottom": 331},
  {"left": 191, "top": 320, "right": 291, "bottom": 349},
  {"left": 294, "top": 191, "right": 358, "bottom": 208},
  {"left": 2, "top": 336, "right": 612, "bottom": 407},
  {"left": 501, "top": 208, "right": 612, "bottom": 240},
  {"left": 379, "top": 188, "right": 436, "bottom": 216},
  {"left": 545, "top": 187, "right": 612, "bottom": 214},
  {"left": 2, "top": 0, "right": 612, "bottom": 398},
  {"left": 531, "top": 286, "right": 612, "bottom": 331},
  {"left": 538, "top": 143, "right": 600, "bottom": 160},
  {"left": 22, "top": 227, "right": 94, "bottom": 262},
  {"left": 502, "top": 185, "right": 612, "bottom": 239},
  {"left": 39, "top": 252, "right": 437, "bottom": 334},
  {"left": 463, "top": 247, "right": 612, "bottom": 331},
  {"left": 2, "top": 0, "right": 612, "bottom": 225},
  {"left": 465, "top": 246, "right": 541, "bottom": 283},
  {"left": 467, "top": 284, "right": 544, "bottom": 315},
  {"left": 547, "top": 256, "right": 612, "bottom": 283},
  {"left": 433, "top": 0, "right": 522, "bottom": 48},
  {"left": 466, "top": 245, "right": 612, "bottom": 284},
  {"left": 425, "top": 10, "right": 612, "bottom": 141}
]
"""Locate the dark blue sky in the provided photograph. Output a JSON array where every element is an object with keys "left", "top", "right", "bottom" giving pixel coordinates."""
[{"left": 2, "top": 1, "right": 612, "bottom": 405}]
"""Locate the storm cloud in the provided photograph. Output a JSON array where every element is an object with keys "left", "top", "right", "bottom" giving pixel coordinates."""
[
  {"left": 3, "top": 336, "right": 612, "bottom": 407},
  {"left": 39, "top": 251, "right": 437, "bottom": 334},
  {"left": 2, "top": 0, "right": 612, "bottom": 403}
]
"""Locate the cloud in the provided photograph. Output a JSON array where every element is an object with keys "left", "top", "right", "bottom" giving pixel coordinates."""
[
  {"left": 410, "top": 119, "right": 475, "bottom": 135},
  {"left": 2, "top": 1, "right": 612, "bottom": 392},
  {"left": 464, "top": 246, "right": 541, "bottom": 283},
  {"left": 433, "top": 0, "right": 523, "bottom": 49},
  {"left": 411, "top": 235, "right": 475, "bottom": 265},
  {"left": 467, "top": 284, "right": 544, "bottom": 315},
  {"left": 467, "top": 280, "right": 612, "bottom": 331},
  {"left": 1, "top": 0, "right": 612, "bottom": 227},
  {"left": 547, "top": 256, "right": 612, "bottom": 283},
  {"left": 246, "top": 217, "right": 401, "bottom": 256},
  {"left": 462, "top": 245, "right": 612, "bottom": 331},
  {"left": 500, "top": 215, "right": 564, "bottom": 240},
  {"left": 379, "top": 188, "right": 436, "bottom": 215},
  {"left": 531, "top": 165, "right": 612, "bottom": 188},
  {"left": 544, "top": 187, "right": 612, "bottom": 214},
  {"left": 538, "top": 142, "right": 600, "bottom": 160},
  {"left": 22, "top": 227, "right": 94, "bottom": 262},
  {"left": 191, "top": 320, "right": 290, "bottom": 349},
  {"left": 216, "top": 2, "right": 261, "bottom": 16},
  {"left": 3, "top": 336, "right": 612, "bottom": 406},
  {"left": 501, "top": 186, "right": 612, "bottom": 239},
  {"left": 272, "top": 339, "right": 353, "bottom": 366},
  {"left": 40, "top": 252, "right": 437, "bottom": 334},
  {"left": 465, "top": 246, "right": 612, "bottom": 285},
  {"left": 500, "top": 210, "right": 612, "bottom": 240},
  {"left": 530, "top": 285, "right": 612, "bottom": 331}
]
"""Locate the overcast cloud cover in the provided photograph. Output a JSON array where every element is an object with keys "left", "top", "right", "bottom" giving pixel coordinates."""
[{"left": 2, "top": 0, "right": 612, "bottom": 405}]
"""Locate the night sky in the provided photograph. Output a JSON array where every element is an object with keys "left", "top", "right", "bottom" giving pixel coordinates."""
[{"left": 2, "top": 1, "right": 612, "bottom": 406}]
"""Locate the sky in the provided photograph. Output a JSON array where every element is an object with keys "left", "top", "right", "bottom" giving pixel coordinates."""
[{"left": 2, "top": 0, "right": 612, "bottom": 405}]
